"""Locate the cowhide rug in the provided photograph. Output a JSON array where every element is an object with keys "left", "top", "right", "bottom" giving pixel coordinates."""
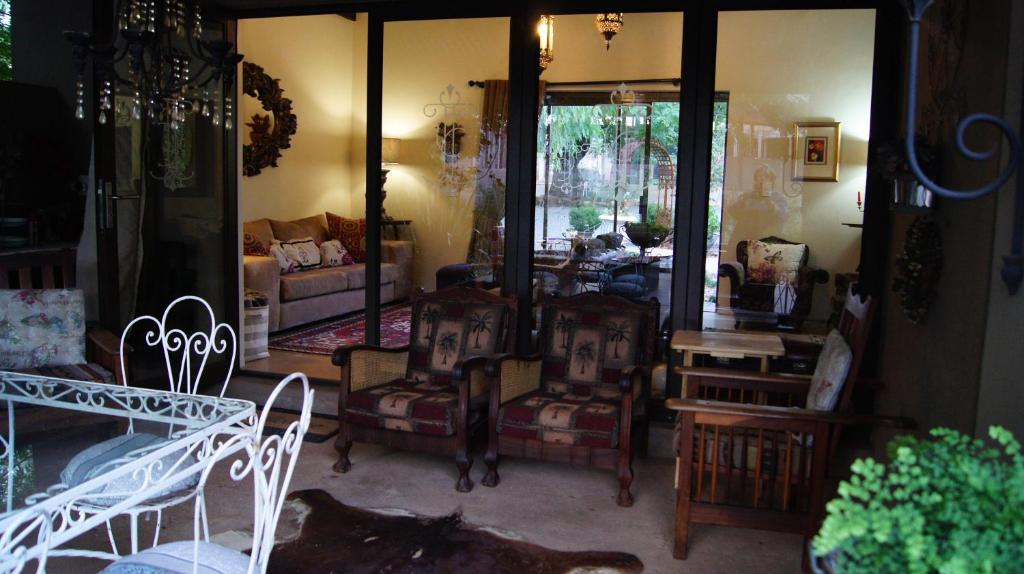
[{"left": 268, "top": 489, "right": 644, "bottom": 573}]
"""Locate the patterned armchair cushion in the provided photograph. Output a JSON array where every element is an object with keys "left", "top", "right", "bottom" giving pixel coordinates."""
[
  {"left": 805, "top": 329, "right": 853, "bottom": 411},
  {"left": 407, "top": 297, "right": 509, "bottom": 386},
  {"left": 345, "top": 378, "right": 460, "bottom": 436},
  {"left": 540, "top": 301, "right": 646, "bottom": 400},
  {"left": 746, "top": 240, "right": 807, "bottom": 285},
  {"left": 0, "top": 289, "right": 86, "bottom": 370},
  {"left": 100, "top": 540, "right": 250, "bottom": 574},
  {"left": 497, "top": 390, "right": 620, "bottom": 448}
]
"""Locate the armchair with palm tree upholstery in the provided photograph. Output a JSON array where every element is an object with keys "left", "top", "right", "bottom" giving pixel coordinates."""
[
  {"left": 668, "top": 286, "right": 912, "bottom": 566},
  {"left": 718, "top": 236, "right": 830, "bottom": 330},
  {"left": 332, "top": 286, "right": 517, "bottom": 492},
  {"left": 481, "top": 293, "right": 659, "bottom": 507}
]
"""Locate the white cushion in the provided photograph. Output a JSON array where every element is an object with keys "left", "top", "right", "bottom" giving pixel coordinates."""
[
  {"left": 805, "top": 329, "right": 853, "bottom": 411},
  {"left": 100, "top": 541, "right": 250, "bottom": 574},
  {"left": 62, "top": 433, "right": 200, "bottom": 506}
]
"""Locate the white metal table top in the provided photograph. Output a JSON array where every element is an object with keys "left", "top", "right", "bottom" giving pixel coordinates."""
[{"left": 0, "top": 371, "right": 257, "bottom": 566}]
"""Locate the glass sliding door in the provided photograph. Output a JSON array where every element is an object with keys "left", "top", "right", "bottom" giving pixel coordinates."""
[
  {"left": 704, "top": 9, "right": 876, "bottom": 334},
  {"left": 531, "top": 11, "right": 684, "bottom": 330},
  {"left": 379, "top": 16, "right": 510, "bottom": 326}
]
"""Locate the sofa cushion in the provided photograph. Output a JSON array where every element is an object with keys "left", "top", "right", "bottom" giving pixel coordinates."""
[
  {"left": 345, "top": 378, "right": 459, "bottom": 436},
  {"left": 242, "top": 232, "right": 269, "bottom": 257},
  {"left": 280, "top": 267, "right": 350, "bottom": 302},
  {"left": 278, "top": 237, "right": 322, "bottom": 270},
  {"left": 320, "top": 240, "right": 354, "bottom": 267},
  {"left": 747, "top": 240, "right": 806, "bottom": 285},
  {"left": 497, "top": 390, "right": 620, "bottom": 448},
  {"left": 243, "top": 219, "right": 274, "bottom": 250},
  {"left": 0, "top": 289, "right": 87, "bottom": 370},
  {"left": 270, "top": 216, "right": 330, "bottom": 245},
  {"left": 326, "top": 213, "right": 367, "bottom": 262},
  {"left": 278, "top": 264, "right": 401, "bottom": 302}
]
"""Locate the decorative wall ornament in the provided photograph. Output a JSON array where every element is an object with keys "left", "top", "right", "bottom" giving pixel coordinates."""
[
  {"left": 903, "top": 0, "right": 1023, "bottom": 294},
  {"left": 892, "top": 215, "right": 943, "bottom": 324},
  {"left": 424, "top": 84, "right": 502, "bottom": 196},
  {"left": 243, "top": 62, "right": 297, "bottom": 177}
]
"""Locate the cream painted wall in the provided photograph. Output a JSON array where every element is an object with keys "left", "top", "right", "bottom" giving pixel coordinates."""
[
  {"left": 382, "top": 18, "right": 510, "bottom": 291},
  {"left": 542, "top": 13, "right": 683, "bottom": 84},
  {"left": 238, "top": 15, "right": 359, "bottom": 222},
  {"left": 715, "top": 10, "right": 876, "bottom": 320}
]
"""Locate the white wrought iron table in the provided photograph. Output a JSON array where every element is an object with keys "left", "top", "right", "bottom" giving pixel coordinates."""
[{"left": 0, "top": 370, "right": 256, "bottom": 568}]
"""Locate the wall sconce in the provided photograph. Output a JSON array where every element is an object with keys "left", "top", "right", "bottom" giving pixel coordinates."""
[
  {"left": 381, "top": 137, "right": 401, "bottom": 221},
  {"left": 537, "top": 15, "right": 555, "bottom": 72}
]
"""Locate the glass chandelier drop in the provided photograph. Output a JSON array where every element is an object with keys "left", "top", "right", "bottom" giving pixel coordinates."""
[
  {"left": 595, "top": 13, "right": 624, "bottom": 51},
  {"left": 65, "top": 0, "right": 244, "bottom": 131},
  {"left": 537, "top": 15, "right": 555, "bottom": 71}
]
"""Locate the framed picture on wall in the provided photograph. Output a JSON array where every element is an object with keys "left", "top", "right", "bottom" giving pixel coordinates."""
[{"left": 792, "top": 121, "right": 841, "bottom": 182}]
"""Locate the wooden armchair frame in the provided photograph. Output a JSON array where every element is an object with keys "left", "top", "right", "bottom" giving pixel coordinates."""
[
  {"left": 0, "top": 248, "right": 123, "bottom": 384},
  {"left": 332, "top": 286, "right": 517, "bottom": 492},
  {"left": 481, "top": 293, "right": 658, "bottom": 507},
  {"left": 668, "top": 288, "right": 912, "bottom": 567}
]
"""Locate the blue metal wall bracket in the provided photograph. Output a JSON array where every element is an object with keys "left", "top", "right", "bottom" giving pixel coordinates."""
[{"left": 903, "top": 0, "right": 1024, "bottom": 294}]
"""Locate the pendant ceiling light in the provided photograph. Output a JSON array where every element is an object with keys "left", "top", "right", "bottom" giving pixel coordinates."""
[
  {"left": 65, "top": 0, "right": 244, "bottom": 131},
  {"left": 537, "top": 15, "right": 555, "bottom": 72},
  {"left": 595, "top": 13, "right": 624, "bottom": 51}
]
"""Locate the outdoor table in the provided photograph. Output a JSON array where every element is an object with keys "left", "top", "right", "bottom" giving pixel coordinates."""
[{"left": 0, "top": 371, "right": 256, "bottom": 567}]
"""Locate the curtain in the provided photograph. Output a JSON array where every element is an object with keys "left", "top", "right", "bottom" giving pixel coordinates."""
[{"left": 466, "top": 80, "right": 509, "bottom": 270}]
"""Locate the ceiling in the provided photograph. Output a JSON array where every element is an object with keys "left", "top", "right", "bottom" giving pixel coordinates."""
[{"left": 209, "top": 0, "right": 387, "bottom": 14}]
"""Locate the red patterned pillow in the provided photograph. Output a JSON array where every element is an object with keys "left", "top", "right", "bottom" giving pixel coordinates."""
[
  {"left": 326, "top": 212, "right": 367, "bottom": 262},
  {"left": 243, "top": 233, "right": 269, "bottom": 257}
]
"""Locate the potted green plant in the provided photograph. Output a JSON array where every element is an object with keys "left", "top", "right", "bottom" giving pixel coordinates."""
[
  {"left": 568, "top": 206, "right": 603, "bottom": 238},
  {"left": 811, "top": 426, "right": 1024, "bottom": 573},
  {"left": 624, "top": 211, "right": 671, "bottom": 250}
]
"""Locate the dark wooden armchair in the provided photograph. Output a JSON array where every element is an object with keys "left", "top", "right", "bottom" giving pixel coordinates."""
[
  {"left": 668, "top": 287, "right": 911, "bottom": 567},
  {"left": 719, "top": 236, "right": 830, "bottom": 330},
  {"left": 482, "top": 293, "right": 659, "bottom": 507},
  {"left": 0, "top": 247, "right": 122, "bottom": 384},
  {"left": 332, "top": 286, "right": 516, "bottom": 492}
]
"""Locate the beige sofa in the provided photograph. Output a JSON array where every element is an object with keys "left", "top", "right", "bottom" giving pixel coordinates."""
[{"left": 243, "top": 214, "right": 413, "bottom": 332}]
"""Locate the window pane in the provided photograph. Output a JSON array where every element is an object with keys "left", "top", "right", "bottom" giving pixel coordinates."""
[
  {"left": 705, "top": 9, "right": 876, "bottom": 333},
  {"left": 532, "top": 12, "right": 684, "bottom": 333}
]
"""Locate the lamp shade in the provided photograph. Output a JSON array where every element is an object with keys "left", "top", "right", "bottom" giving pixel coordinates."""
[{"left": 382, "top": 138, "right": 401, "bottom": 164}]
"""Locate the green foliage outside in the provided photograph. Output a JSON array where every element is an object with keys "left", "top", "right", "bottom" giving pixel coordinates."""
[
  {"left": 0, "top": 0, "right": 11, "bottom": 81},
  {"left": 568, "top": 205, "right": 602, "bottom": 233},
  {"left": 814, "top": 426, "right": 1024, "bottom": 573}
]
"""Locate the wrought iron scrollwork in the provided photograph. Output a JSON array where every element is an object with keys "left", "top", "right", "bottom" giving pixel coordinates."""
[{"left": 903, "top": 0, "right": 1024, "bottom": 293}]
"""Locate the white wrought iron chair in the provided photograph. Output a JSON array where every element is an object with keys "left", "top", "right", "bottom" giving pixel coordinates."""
[
  {"left": 0, "top": 508, "right": 53, "bottom": 574},
  {"left": 62, "top": 295, "right": 237, "bottom": 556},
  {"left": 98, "top": 372, "right": 313, "bottom": 574}
]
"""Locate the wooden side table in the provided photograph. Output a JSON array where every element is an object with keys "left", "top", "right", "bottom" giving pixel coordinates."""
[{"left": 670, "top": 330, "right": 786, "bottom": 396}]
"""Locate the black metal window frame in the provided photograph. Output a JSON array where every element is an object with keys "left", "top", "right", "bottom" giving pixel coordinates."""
[{"left": 225, "top": 0, "right": 899, "bottom": 355}]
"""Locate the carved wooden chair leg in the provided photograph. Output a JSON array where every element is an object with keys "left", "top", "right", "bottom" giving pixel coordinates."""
[
  {"left": 455, "top": 450, "right": 474, "bottom": 493},
  {"left": 482, "top": 447, "right": 500, "bottom": 487},
  {"left": 333, "top": 422, "right": 353, "bottom": 474},
  {"left": 616, "top": 446, "right": 635, "bottom": 507}
]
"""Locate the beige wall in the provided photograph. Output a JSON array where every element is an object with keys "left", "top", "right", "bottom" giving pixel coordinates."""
[
  {"left": 715, "top": 10, "right": 876, "bottom": 320},
  {"left": 382, "top": 18, "right": 510, "bottom": 291},
  {"left": 238, "top": 15, "right": 362, "bottom": 222}
]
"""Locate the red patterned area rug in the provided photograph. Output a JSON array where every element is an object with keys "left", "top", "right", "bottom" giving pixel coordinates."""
[{"left": 267, "top": 304, "right": 411, "bottom": 355}]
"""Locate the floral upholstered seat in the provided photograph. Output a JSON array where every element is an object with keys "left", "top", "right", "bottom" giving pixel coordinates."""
[
  {"left": 484, "top": 293, "right": 658, "bottom": 506},
  {"left": 334, "top": 286, "right": 517, "bottom": 492}
]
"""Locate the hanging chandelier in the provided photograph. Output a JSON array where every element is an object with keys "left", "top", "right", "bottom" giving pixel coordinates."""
[
  {"left": 537, "top": 15, "right": 555, "bottom": 71},
  {"left": 595, "top": 13, "right": 624, "bottom": 51},
  {"left": 65, "top": 0, "right": 244, "bottom": 131}
]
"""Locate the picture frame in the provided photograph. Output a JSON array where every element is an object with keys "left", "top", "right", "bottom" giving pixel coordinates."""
[{"left": 792, "top": 121, "right": 841, "bottom": 182}]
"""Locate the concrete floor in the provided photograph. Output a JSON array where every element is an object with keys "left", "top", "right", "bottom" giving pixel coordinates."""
[{"left": 49, "top": 435, "right": 804, "bottom": 573}]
